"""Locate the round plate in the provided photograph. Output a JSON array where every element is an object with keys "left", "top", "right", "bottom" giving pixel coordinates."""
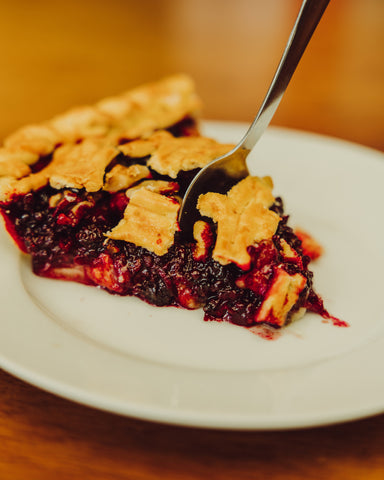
[{"left": 0, "top": 122, "right": 383, "bottom": 430}]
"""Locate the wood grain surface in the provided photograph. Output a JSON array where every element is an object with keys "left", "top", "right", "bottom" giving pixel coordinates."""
[
  {"left": 1, "top": 369, "right": 383, "bottom": 480},
  {"left": 0, "top": 0, "right": 383, "bottom": 478}
]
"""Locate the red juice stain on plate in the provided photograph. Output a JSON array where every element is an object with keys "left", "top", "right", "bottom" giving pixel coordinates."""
[
  {"left": 322, "top": 315, "right": 349, "bottom": 328},
  {"left": 306, "top": 291, "right": 349, "bottom": 328},
  {"left": 248, "top": 324, "right": 282, "bottom": 340}
]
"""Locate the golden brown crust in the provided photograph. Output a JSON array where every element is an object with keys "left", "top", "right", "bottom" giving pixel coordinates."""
[
  {"left": 0, "top": 74, "right": 201, "bottom": 201},
  {"left": 97, "top": 74, "right": 201, "bottom": 129},
  {"left": 119, "top": 130, "right": 234, "bottom": 178},
  {"left": 2, "top": 74, "right": 200, "bottom": 156},
  {"left": 106, "top": 75, "right": 202, "bottom": 142},
  {"left": 147, "top": 135, "right": 234, "bottom": 178},
  {"left": 197, "top": 176, "right": 280, "bottom": 268},
  {"left": 3, "top": 124, "right": 59, "bottom": 157},
  {"left": 47, "top": 139, "right": 119, "bottom": 192},
  {"left": 118, "top": 130, "right": 171, "bottom": 158},
  {"left": 103, "top": 164, "right": 151, "bottom": 193},
  {"left": 0, "top": 148, "right": 39, "bottom": 167},
  {"left": 0, "top": 170, "right": 49, "bottom": 200},
  {"left": 254, "top": 268, "right": 307, "bottom": 327},
  {"left": 0, "top": 150, "right": 32, "bottom": 178},
  {"left": 50, "top": 106, "right": 110, "bottom": 143},
  {"left": 106, "top": 188, "right": 180, "bottom": 256},
  {"left": 0, "top": 75, "right": 310, "bottom": 328},
  {"left": 0, "top": 76, "right": 284, "bottom": 269},
  {"left": 279, "top": 238, "right": 300, "bottom": 262}
]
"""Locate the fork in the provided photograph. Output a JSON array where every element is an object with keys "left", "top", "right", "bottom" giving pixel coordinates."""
[{"left": 178, "top": 0, "right": 330, "bottom": 237}]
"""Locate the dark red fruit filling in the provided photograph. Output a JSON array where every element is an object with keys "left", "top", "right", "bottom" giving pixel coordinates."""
[
  {"left": 0, "top": 184, "right": 328, "bottom": 327},
  {"left": 0, "top": 116, "right": 338, "bottom": 328}
]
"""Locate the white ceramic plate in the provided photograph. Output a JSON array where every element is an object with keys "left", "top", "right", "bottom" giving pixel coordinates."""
[{"left": 0, "top": 122, "right": 383, "bottom": 430}]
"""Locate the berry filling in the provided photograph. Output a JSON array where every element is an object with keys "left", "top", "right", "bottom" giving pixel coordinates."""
[
  {"left": 0, "top": 74, "right": 343, "bottom": 332},
  {"left": 0, "top": 184, "right": 332, "bottom": 328}
]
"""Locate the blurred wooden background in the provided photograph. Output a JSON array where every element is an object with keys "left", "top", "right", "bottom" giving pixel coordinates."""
[
  {"left": 0, "top": 0, "right": 383, "bottom": 151},
  {"left": 0, "top": 2, "right": 384, "bottom": 479}
]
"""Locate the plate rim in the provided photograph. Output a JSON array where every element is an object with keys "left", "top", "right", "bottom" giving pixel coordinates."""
[{"left": 0, "top": 121, "right": 383, "bottom": 430}]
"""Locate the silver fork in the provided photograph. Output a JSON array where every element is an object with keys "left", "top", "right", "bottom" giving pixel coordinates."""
[{"left": 179, "top": 0, "right": 330, "bottom": 237}]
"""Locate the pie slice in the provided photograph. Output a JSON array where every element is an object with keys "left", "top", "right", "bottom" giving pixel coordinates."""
[{"left": 0, "top": 74, "right": 340, "bottom": 330}]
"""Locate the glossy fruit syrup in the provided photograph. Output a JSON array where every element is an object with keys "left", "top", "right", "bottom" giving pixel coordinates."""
[{"left": 0, "top": 184, "right": 341, "bottom": 329}]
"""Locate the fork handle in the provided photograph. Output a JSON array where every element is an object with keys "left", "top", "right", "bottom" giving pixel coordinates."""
[{"left": 241, "top": 0, "right": 330, "bottom": 151}]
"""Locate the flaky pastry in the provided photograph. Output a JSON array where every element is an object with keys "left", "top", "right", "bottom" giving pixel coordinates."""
[
  {"left": 103, "top": 164, "right": 151, "bottom": 193},
  {"left": 106, "top": 188, "right": 180, "bottom": 256},
  {"left": 0, "top": 74, "right": 336, "bottom": 331},
  {"left": 197, "top": 176, "right": 280, "bottom": 268}
]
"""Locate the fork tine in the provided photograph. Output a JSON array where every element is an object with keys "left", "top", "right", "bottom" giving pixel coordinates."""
[
  {"left": 178, "top": 147, "right": 249, "bottom": 238},
  {"left": 178, "top": 0, "right": 330, "bottom": 240}
]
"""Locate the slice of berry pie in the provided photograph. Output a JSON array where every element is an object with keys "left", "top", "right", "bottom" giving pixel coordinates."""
[{"left": 0, "top": 74, "right": 339, "bottom": 330}]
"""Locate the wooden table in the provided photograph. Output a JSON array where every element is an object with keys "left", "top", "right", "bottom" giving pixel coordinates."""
[
  {"left": 0, "top": 369, "right": 383, "bottom": 480},
  {"left": 0, "top": 1, "right": 383, "bottom": 478}
]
